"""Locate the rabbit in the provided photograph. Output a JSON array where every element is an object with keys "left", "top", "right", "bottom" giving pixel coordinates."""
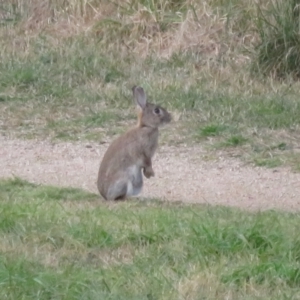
[{"left": 97, "top": 86, "right": 171, "bottom": 201}]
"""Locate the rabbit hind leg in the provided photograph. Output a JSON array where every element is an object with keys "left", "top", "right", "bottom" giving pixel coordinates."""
[
  {"left": 107, "top": 167, "right": 143, "bottom": 200},
  {"left": 107, "top": 178, "right": 128, "bottom": 201}
]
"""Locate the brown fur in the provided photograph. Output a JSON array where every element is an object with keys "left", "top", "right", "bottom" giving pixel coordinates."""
[{"left": 97, "top": 86, "right": 171, "bottom": 200}]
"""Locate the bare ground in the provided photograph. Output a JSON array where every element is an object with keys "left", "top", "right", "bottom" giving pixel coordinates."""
[{"left": 1, "top": 135, "right": 300, "bottom": 212}]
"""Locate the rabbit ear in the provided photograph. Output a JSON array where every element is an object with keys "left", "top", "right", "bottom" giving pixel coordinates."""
[{"left": 133, "top": 86, "right": 147, "bottom": 109}]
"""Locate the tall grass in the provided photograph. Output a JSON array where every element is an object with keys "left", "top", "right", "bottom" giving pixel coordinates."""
[
  {"left": 253, "top": 0, "right": 300, "bottom": 78},
  {"left": 0, "top": 0, "right": 250, "bottom": 57},
  {"left": 2, "top": 0, "right": 300, "bottom": 169}
]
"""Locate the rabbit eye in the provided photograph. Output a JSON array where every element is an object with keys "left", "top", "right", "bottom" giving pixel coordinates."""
[{"left": 154, "top": 107, "right": 160, "bottom": 114}]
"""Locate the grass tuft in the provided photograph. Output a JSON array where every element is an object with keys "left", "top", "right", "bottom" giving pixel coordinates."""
[
  {"left": 224, "top": 135, "right": 248, "bottom": 147},
  {"left": 253, "top": 0, "right": 300, "bottom": 78},
  {"left": 198, "top": 124, "right": 227, "bottom": 138}
]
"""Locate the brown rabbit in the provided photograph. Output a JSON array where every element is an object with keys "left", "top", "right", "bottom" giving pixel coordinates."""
[{"left": 97, "top": 86, "right": 171, "bottom": 200}]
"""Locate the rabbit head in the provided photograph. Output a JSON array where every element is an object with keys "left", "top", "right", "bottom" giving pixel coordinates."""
[{"left": 132, "top": 86, "right": 171, "bottom": 128}]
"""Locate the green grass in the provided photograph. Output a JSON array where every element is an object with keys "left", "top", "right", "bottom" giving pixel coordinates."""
[
  {"left": 253, "top": 0, "right": 300, "bottom": 78},
  {"left": 1, "top": 177, "right": 300, "bottom": 299},
  {"left": 197, "top": 124, "right": 229, "bottom": 138}
]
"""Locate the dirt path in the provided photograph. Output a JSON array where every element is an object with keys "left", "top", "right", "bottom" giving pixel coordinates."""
[{"left": 1, "top": 136, "right": 300, "bottom": 211}]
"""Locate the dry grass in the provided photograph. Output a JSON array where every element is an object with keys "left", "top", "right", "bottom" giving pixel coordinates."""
[
  {"left": 1, "top": 0, "right": 300, "bottom": 170},
  {"left": 1, "top": 0, "right": 255, "bottom": 57},
  {"left": 0, "top": 0, "right": 286, "bottom": 91}
]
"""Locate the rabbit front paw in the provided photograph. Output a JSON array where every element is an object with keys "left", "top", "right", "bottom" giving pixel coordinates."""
[{"left": 144, "top": 167, "right": 155, "bottom": 178}]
